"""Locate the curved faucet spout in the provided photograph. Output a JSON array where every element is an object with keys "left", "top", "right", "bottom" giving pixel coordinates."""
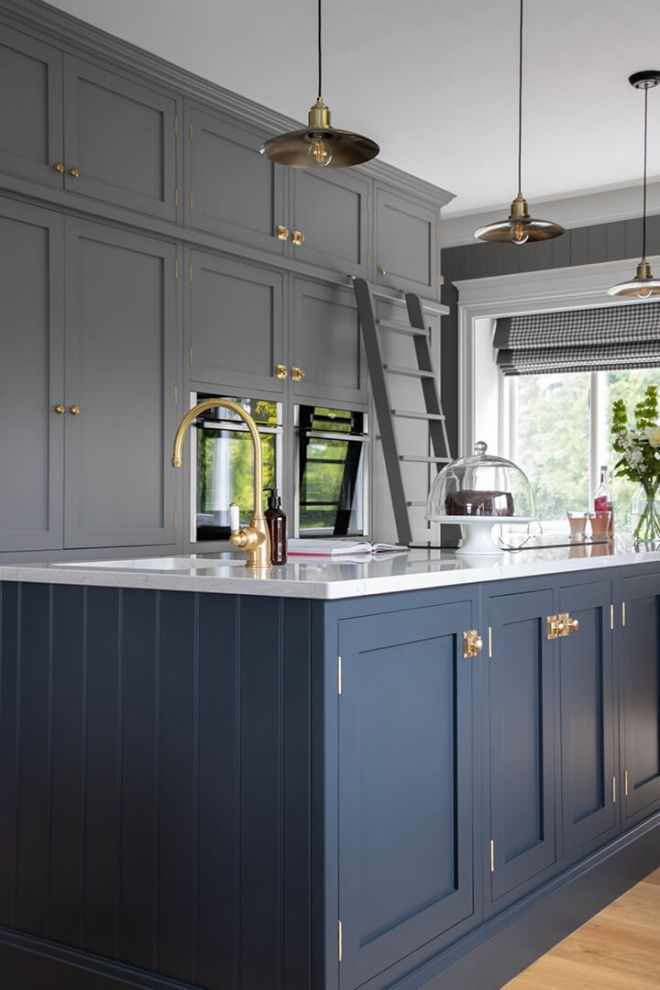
[{"left": 172, "top": 398, "right": 271, "bottom": 567}]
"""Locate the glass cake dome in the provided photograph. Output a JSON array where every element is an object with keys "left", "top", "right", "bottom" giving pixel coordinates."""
[{"left": 427, "top": 441, "right": 536, "bottom": 555}]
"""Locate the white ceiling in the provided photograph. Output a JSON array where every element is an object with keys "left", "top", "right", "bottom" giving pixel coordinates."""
[{"left": 47, "top": 0, "right": 660, "bottom": 219}]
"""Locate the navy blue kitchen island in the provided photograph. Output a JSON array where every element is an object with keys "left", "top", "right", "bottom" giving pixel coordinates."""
[{"left": 0, "top": 546, "right": 658, "bottom": 990}]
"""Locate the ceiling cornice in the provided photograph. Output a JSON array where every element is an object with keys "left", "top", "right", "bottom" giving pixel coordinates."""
[{"left": 0, "top": 0, "right": 455, "bottom": 208}]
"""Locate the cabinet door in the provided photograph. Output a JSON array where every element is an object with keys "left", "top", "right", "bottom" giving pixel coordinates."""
[
  {"left": 64, "top": 220, "right": 177, "bottom": 548},
  {"left": 290, "top": 168, "right": 368, "bottom": 275},
  {"left": 63, "top": 57, "right": 178, "bottom": 220},
  {"left": 291, "top": 278, "right": 366, "bottom": 405},
  {"left": 487, "top": 586, "right": 556, "bottom": 906},
  {"left": 558, "top": 580, "right": 617, "bottom": 856},
  {"left": 0, "top": 27, "right": 64, "bottom": 188},
  {"left": 0, "top": 198, "right": 64, "bottom": 551},
  {"left": 188, "top": 107, "right": 286, "bottom": 255},
  {"left": 620, "top": 570, "right": 660, "bottom": 825},
  {"left": 338, "top": 601, "right": 475, "bottom": 989},
  {"left": 374, "top": 188, "right": 438, "bottom": 296},
  {"left": 188, "top": 251, "right": 285, "bottom": 394}
]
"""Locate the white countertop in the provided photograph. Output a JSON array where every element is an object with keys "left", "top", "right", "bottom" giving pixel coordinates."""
[{"left": 1, "top": 541, "right": 658, "bottom": 600}]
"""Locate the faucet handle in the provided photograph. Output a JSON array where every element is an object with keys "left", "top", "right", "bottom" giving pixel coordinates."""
[{"left": 229, "top": 502, "right": 240, "bottom": 532}]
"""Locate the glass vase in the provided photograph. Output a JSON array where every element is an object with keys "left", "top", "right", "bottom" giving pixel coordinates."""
[{"left": 631, "top": 484, "right": 660, "bottom": 547}]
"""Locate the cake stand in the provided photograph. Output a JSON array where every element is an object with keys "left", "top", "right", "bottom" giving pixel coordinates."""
[{"left": 428, "top": 515, "right": 537, "bottom": 556}]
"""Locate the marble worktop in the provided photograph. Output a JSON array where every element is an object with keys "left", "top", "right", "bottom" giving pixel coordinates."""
[{"left": 0, "top": 540, "right": 658, "bottom": 600}]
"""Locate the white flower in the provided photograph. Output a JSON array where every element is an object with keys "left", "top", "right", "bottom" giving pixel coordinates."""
[
  {"left": 645, "top": 425, "right": 660, "bottom": 449},
  {"left": 626, "top": 448, "right": 644, "bottom": 468}
]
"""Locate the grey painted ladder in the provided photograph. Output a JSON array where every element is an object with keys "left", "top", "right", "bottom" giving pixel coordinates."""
[{"left": 353, "top": 277, "right": 451, "bottom": 546}]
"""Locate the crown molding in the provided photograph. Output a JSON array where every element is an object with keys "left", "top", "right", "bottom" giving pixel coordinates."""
[
  {"left": 440, "top": 180, "right": 660, "bottom": 249},
  {"left": 0, "top": 0, "right": 455, "bottom": 209}
]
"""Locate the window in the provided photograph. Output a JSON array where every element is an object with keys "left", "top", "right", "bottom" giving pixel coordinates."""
[{"left": 509, "top": 368, "right": 659, "bottom": 530}]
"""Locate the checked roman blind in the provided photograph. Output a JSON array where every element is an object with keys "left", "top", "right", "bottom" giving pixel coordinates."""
[{"left": 494, "top": 301, "right": 660, "bottom": 376}]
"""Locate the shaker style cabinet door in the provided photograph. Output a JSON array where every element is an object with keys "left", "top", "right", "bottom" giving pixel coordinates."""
[
  {"left": 0, "top": 27, "right": 64, "bottom": 189},
  {"left": 620, "top": 569, "right": 660, "bottom": 826},
  {"left": 337, "top": 600, "right": 476, "bottom": 990},
  {"left": 62, "top": 57, "right": 179, "bottom": 220},
  {"left": 289, "top": 167, "right": 369, "bottom": 276},
  {"left": 63, "top": 219, "right": 177, "bottom": 548},
  {"left": 291, "top": 278, "right": 366, "bottom": 406},
  {"left": 374, "top": 187, "right": 439, "bottom": 297},
  {"left": 187, "top": 107, "right": 286, "bottom": 255},
  {"left": 0, "top": 198, "right": 64, "bottom": 551},
  {"left": 486, "top": 585, "right": 557, "bottom": 908},
  {"left": 188, "top": 251, "right": 286, "bottom": 394},
  {"left": 557, "top": 579, "right": 618, "bottom": 857}
]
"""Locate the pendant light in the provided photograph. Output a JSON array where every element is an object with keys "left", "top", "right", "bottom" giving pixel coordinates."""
[
  {"left": 474, "top": 0, "right": 564, "bottom": 245},
  {"left": 260, "top": 0, "right": 379, "bottom": 168},
  {"left": 608, "top": 71, "right": 660, "bottom": 298}
]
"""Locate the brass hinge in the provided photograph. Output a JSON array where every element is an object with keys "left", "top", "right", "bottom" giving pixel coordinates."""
[
  {"left": 175, "top": 188, "right": 179, "bottom": 208},
  {"left": 612, "top": 776, "right": 617, "bottom": 803},
  {"left": 173, "top": 116, "right": 179, "bottom": 136},
  {"left": 337, "top": 655, "right": 342, "bottom": 695},
  {"left": 338, "top": 919, "right": 343, "bottom": 962},
  {"left": 488, "top": 626, "right": 493, "bottom": 658},
  {"left": 489, "top": 839, "right": 495, "bottom": 873},
  {"left": 174, "top": 260, "right": 180, "bottom": 280},
  {"left": 189, "top": 121, "right": 193, "bottom": 141},
  {"left": 173, "top": 384, "right": 178, "bottom": 403},
  {"left": 173, "top": 509, "right": 177, "bottom": 528},
  {"left": 188, "top": 263, "right": 193, "bottom": 283},
  {"left": 188, "top": 345, "right": 193, "bottom": 365},
  {"left": 624, "top": 769, "right": 629, "bottom": 796},
  {"left": 610, "top": 604, "right": 614, "bottom": 630},
  {"left": 189, "top": 192, "right": 194, "bottom": 210},
  {"left": 621, "top": 601, "right": 626, "bottom": 627}
]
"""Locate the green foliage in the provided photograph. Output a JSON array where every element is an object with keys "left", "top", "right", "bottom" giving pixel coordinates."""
[{"left": 611, "top": 384, "right": 660, "bottom": 493}]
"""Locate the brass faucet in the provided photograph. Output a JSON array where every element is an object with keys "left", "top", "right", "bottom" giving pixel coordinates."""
[{"left": 171, "top": 398, "right": 271, "bottom": 568}]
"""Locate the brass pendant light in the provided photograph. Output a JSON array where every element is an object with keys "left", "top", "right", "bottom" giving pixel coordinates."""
[
  {"left": 474, "top": 0, "right": 564, "bottom": 245},
  {"left": 608, "top": 71, "right": 660, "bottom": 298},
  {"left": 260, "top": 0, "right": 379, "bottom": 168}
]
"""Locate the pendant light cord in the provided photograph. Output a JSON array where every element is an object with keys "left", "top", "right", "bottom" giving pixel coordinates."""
[
  {"left": 317, "top": 0, "right": 323, "bottom": 99},
  {"left": 643, "top": 84, "right": 648, "bottom": 259},
  {"left": 517, "top": 0, "right": 523, "bottom": 195}
]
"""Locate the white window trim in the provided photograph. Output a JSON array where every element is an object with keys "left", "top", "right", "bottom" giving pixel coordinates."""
[{"left": 454, "top": 254, "right": 660, "bottom": 457}]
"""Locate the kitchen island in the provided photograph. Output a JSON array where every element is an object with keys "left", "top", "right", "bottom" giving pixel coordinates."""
[{"left": 0, "top": 544, "right": 659, "bottom": 990}]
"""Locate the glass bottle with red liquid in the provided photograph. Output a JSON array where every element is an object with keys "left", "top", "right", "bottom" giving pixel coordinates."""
[{"left": 593, "top": 465, "right": 614, "bottom": 540}]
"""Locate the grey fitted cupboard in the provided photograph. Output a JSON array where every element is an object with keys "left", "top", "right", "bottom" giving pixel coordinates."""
[
  {"left": 375, "top": 186, "right": 439, "bottom": 296},
  {"left": 290, "top": 166, "right": 369, "bottom": 276}
]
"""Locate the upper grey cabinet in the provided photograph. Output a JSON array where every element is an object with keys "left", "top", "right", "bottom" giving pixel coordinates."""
[
  {"left": 0, "top": 198, "right": 64, "bottom": 552},
  {"left": 0, "top": 27, "right": 64, "bottom": 188},
  {"left": 291, "top": 278, "right": 366, "bottom": 406},
  {"left": 289, "top": 167, "right": 369, "bottom": 276},
  {"left": 64, "top": 219, "right": 178, "bottom": 548},
  {"left": 187, "top": 107, "right": 287, "bottom": 255},
  {"left": 375, "top": 187, "right": 439, "bottom": 297},
  {"left": 188, "top": 250, "right": 286, "bottom": 394},
  {"left": 63, "top": 57, "right": 179, "bottom": 220}
]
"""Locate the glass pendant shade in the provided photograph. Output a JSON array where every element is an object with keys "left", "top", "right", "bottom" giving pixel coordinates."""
[{"left": 608, "top": 259, "right": 660, "bottom": 298}]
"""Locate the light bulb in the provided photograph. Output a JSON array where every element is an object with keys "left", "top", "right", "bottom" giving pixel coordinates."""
[
  {"left": 308, "top": 134, "right": 333, "bottom": 167},
  {"left": 511, "top": 221, "right": 529, "bottom": 245},
  {"left": 637, "top": 285, "right": 652, "bottom": 298}
]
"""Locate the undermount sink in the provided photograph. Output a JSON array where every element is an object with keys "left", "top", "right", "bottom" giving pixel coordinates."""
[{"left": 53, "top": 555, "right": 247, "bottom": 570}]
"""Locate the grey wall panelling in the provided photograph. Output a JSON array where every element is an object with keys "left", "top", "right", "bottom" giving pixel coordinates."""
[
  {"left": 0, "top": 198, "right": 64, "bottom": 551},
  {"left": 290, "top": 166, "right": 370, "bottom": 277},
  {"left": 63, "top": 218, "right": 178, "bottom": 548},
  {"left": 0, "top": 25, "right": 63, "bottom": 188},
  {"left": 375, "top": 186, "right": 440, "bottom": 297}
]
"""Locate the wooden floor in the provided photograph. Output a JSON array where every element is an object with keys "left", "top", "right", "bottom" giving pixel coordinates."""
[{"left": 504, "top": 868, "right": 660, "bottom": 989}]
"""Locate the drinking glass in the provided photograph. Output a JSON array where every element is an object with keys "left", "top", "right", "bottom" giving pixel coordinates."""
[
  {"left": 589, "top": 510, "right": 611, "bottom": 541},
  {"left": 567, "top": 511, "right": 588, "bottom": 541}
]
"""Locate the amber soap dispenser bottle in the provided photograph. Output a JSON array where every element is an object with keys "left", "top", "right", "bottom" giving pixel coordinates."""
[{"left": 265, "top": 488, "right": 287, "bottom": 565}]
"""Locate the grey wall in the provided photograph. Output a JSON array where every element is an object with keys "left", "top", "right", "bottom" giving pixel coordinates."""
[{"left": 440, "top": 214, "right": 660, "bottom": 454}]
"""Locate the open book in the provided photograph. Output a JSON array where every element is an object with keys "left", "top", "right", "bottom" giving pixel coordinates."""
[{"left": 288, "top": 539, "right": 408, "bottom": 557}]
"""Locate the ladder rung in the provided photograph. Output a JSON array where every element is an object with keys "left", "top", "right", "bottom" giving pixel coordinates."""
[
  {"left": 384, "top": 364, "right": 436, "bottom": 379},
  {"left": 400, "top": 455, "right": 451, "bottom": 463},
  {"left": 406, "top": 500, "right": 427, "bottom": 507},
  {"left": 376, "top": 319, "right": 428, "bottom": 338},
  {"left": 392, "top": 409, "right": 445, "bottom": 421}
]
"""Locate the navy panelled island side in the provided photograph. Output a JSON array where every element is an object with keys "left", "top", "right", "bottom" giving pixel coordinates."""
[{"left": 0, "top": 546, "right": 658, "bottom": 990}]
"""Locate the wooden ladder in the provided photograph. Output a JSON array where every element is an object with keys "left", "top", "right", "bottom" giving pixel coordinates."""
[{"left": 353, "top": 277, "right": 452, "bottom": 546}]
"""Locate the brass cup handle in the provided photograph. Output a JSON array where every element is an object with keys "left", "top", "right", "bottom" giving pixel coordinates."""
[
  {"left": 69, "top": 405, "right": 81, "bottom": 415},
  {"left": 378, "top": 265, "right": 389, "bottom": 276},
  {"left": 53, "top": 162, "right": 65, "bottom": 174},
  {"left": 276, "top": 224, "right": 289, "bottom": 241},
  {"left": 291, "top": 366, "right": 305, "bottom": 382},
  {"left": 275, "top": 363, "right": 288, "bottom": 380},
  {"left": 291, "top": 230, "right": 305, "bottom": 246},
  {"left": 68, "top": 167, "right": 80, "bottom": 178}
]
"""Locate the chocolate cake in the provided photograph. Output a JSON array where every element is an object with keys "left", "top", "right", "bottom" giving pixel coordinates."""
[{"left": 445, "top": 490, "right": 514, "bottom": 517}]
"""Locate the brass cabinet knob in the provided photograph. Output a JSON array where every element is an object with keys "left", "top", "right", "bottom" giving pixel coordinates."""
[
  {"left": 291, "top": 230, "right": 305, "bottom": 246},
  {"left": 378, "top": 265, "right": 389, "bottom": 276},
  {"left": 68, "top": 167, "right": 80, "bottom": 178},
  {"left": 566, "top": 615, "right": 580, "bottom": 634},
  {"left": 463, "top": 629, "right": 483, "bottom": 659},
  {"left": 54, "top": 404, "right": 66, "bottom": 414},
  {"left": 69, "top": 405, "right": 81, "bottom": 415},
  {"left": 275, "top": 363, "right": 288, "bottom": 380},
  {"left": 53, "top": 162, "right": 65, "bottom": 174},
  {"left": 276, "top": 224, "right": 289, "bottom": 241},
  {"left": 547, "top": 613, "right": 579, "bottom": 640},
  {"left": 291, "top": 366, "right": 305, "bottom": 382}
]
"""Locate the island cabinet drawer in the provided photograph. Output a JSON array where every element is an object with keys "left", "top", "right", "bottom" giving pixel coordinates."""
[
  {"left": 619, "top": 570, "right": 660, "bottom": 827},
  {"left": 336, "top": 599, "right": 477, "bottom": 989},
  {"left": 484, "top": 585, "right": 557, "bottom": 912}
]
